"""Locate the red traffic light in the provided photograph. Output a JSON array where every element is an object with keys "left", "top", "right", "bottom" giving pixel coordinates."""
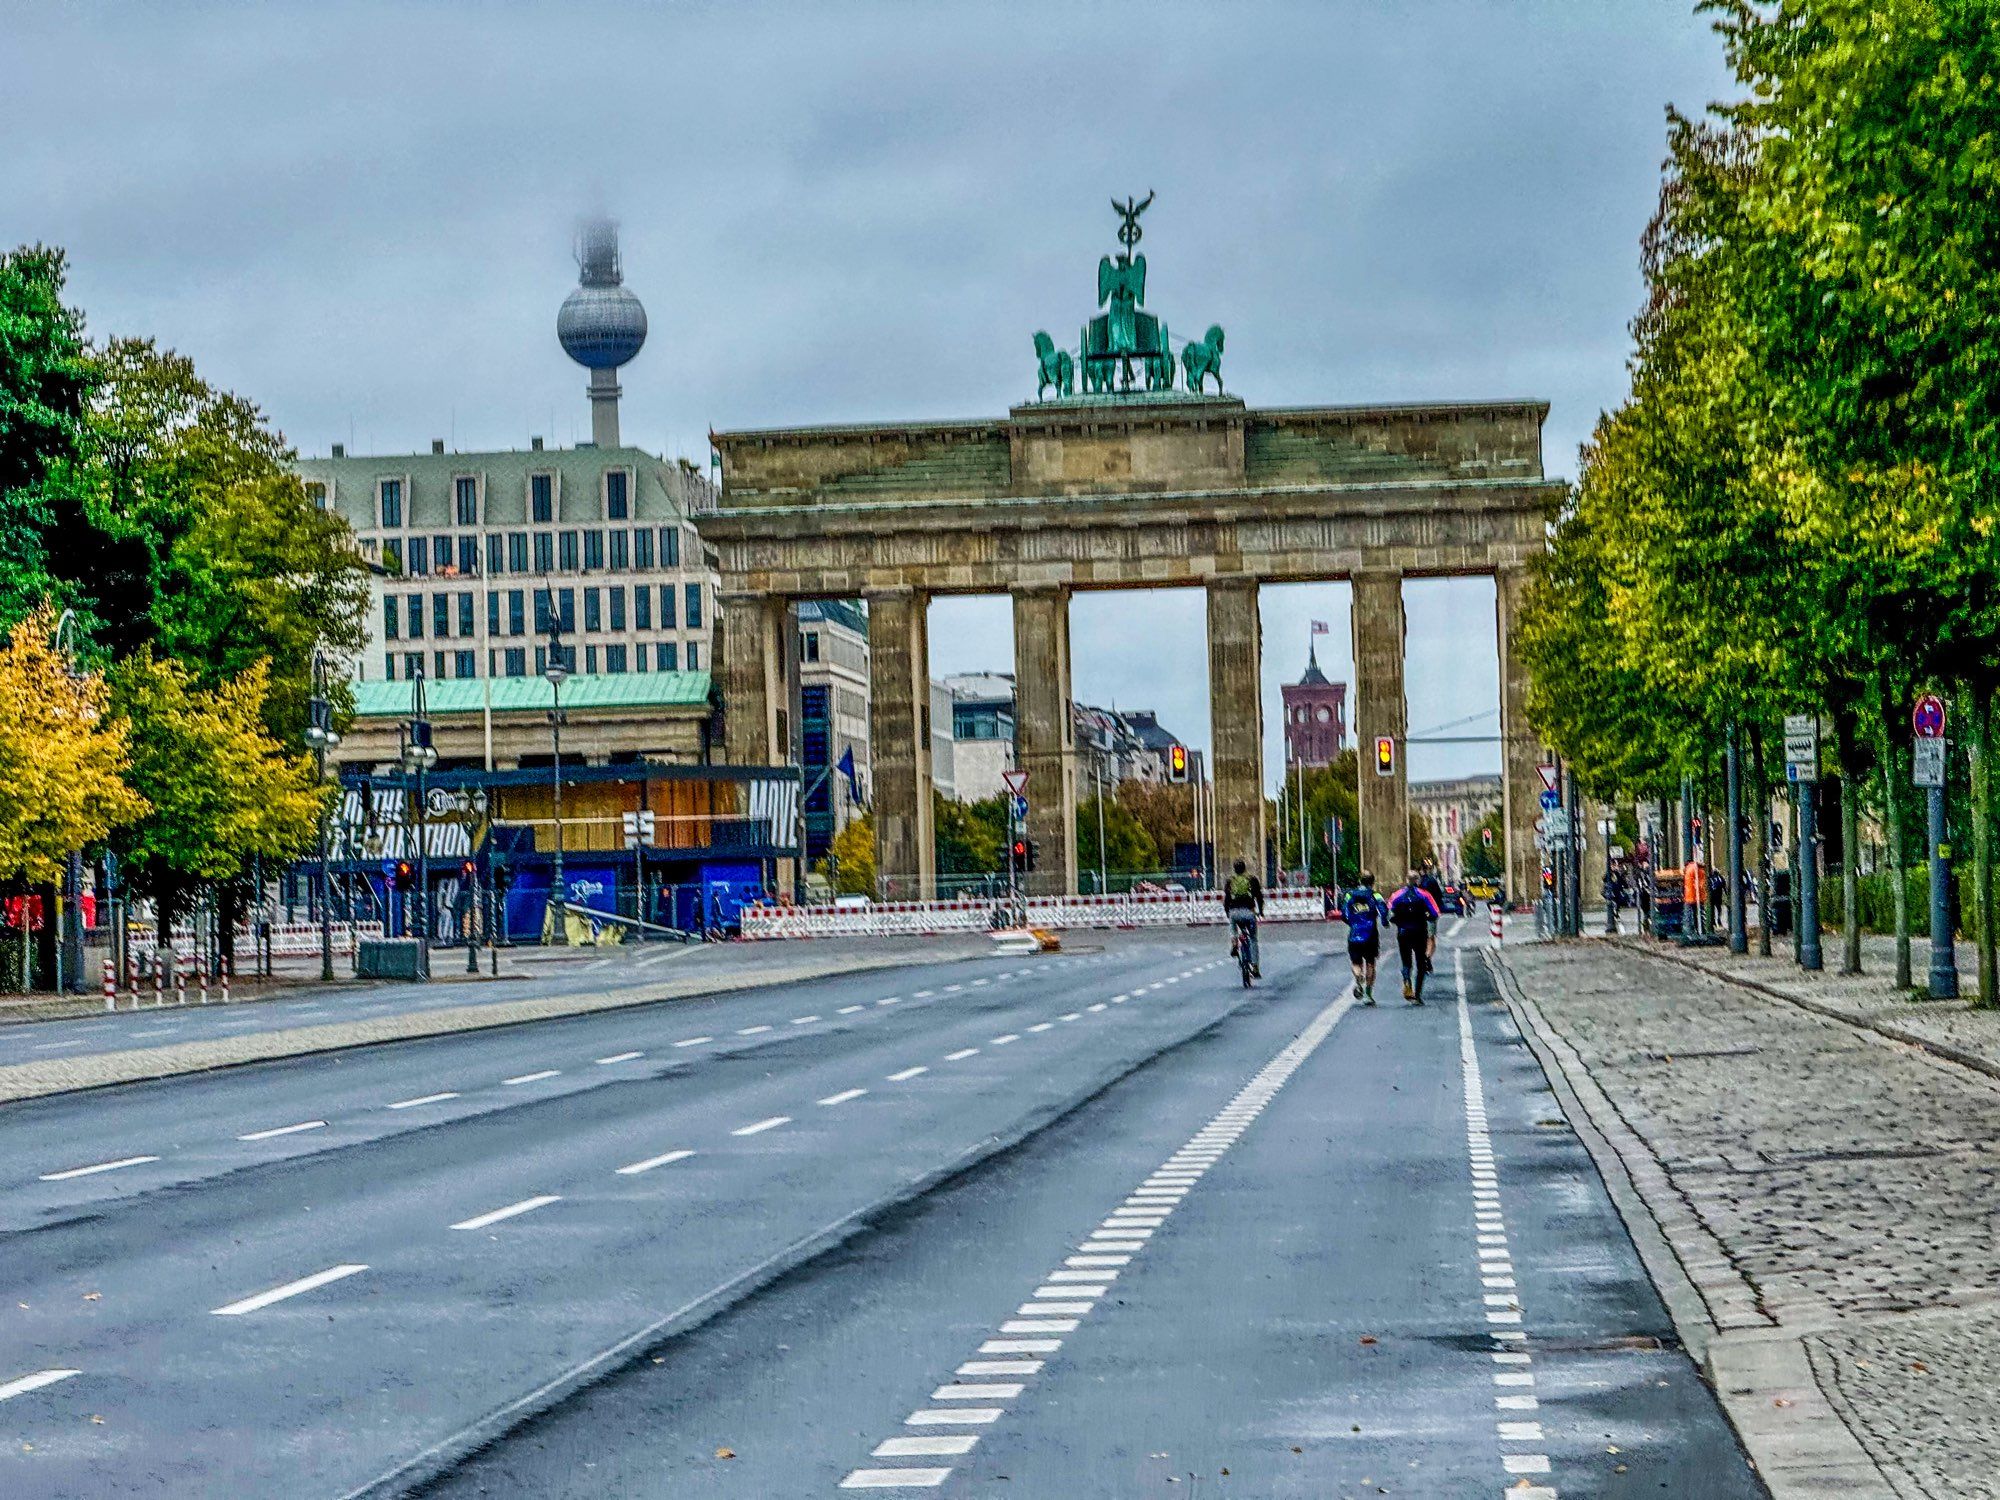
[
  {"left": 459, "top": 860, "right": 476, "bottom": 881},
  {"left": 1012, "top": 840, "right": 1029, "bottom": 860}
]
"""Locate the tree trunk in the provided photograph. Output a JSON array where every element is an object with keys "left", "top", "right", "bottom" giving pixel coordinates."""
[
  {"left": 1751, "top": 727, "right": 1772, "bottom": 957},
  {"left": 1973, "top": 682, "right": 1997, "bottom": 1008},
  {"left": 1875, "top": 673, "right": 1912, "bottom": 990},
  {"left": 1837, "top": 717, "right": 1862, "bottom": 974},
  {"left": 219, "top": 882, "right": 240, "bottom": 977}
]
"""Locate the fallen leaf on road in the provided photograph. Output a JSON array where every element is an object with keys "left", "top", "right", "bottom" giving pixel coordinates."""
[
  {"left": 1616, "top": 1464, "right": 1629, "bottom": 1473},
  {"left": 82, "top": 1292, "right": 100, "bottom": 1301},
  {"left": 90, "top": 1416, "right": 104, "bottom": 1425},
  {"left": 1359, "top": 1335, "right": 1378, "bottom": 1345},
  {"left": 714, "top": 1447, "right": 735, "bottom": 1460},
  {"left": 1291, "top": 1446, "right": 1303, "bottom": 1453},
  {"left": 1773, "top": 1397, "right": 1793, "bottom": 1408},
  {"left": 1607, "top": 1445, "right": 1620, "bottom": 1453}
]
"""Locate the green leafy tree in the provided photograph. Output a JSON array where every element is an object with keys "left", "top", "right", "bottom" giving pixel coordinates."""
[
  {"left": 110, "top": 653, "right": 326, "bottom": 940},
  {"left": 0, "top": 247, "right": 119, "bottom": 632},
  {"left": 1461, "top": 809, "right": 1505, "bottom": 881},
  {"left": 934, "top": 790, "right": 1001, "bottom": 878},
  {"left": 1076, "top": 793, "right": 1158, "bottom": 886},
  {"left": 1114, "top": 778, "right": 1196, "bottom": 868}
]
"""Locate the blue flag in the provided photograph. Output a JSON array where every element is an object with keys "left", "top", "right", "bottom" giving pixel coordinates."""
[{"left": 837, "top": 745, "right": 862, "bottom": 804}]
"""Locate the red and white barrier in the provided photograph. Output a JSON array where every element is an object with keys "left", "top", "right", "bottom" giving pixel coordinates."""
[
  {"left": 1489, "top": 902, "right": 1504, "bottom": 943},
  {"left": 102, "top": 958, "right": 115, "bottom": 1012},
  {"left": 130, "top": 921, "right": 383, "bottom": 962},
  {"left": 741, "top": 888, "right": 1336, "bottom": 942}
]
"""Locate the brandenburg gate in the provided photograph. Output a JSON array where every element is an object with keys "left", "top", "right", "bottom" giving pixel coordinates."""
[{"left": 705, "top": 199, "right": 1558, "bottom": 902}]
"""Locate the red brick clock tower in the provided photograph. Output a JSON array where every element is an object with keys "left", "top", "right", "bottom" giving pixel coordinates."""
[{"left": 1282, "top": 644, "right": 1348, "bottom": 768}]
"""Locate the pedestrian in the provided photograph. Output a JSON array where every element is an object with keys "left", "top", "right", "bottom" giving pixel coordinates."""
[
  {"left": 1387, "top": 870, "right": 1442, "bottom": 1004},
  {"left": 1338, "top": 872, "right": 1388, "bottom": 1005}
]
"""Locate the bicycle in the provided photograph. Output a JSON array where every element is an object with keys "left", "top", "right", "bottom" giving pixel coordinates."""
[{"left": 1230, "top": 914, "right": 1258, "bottom": 987}]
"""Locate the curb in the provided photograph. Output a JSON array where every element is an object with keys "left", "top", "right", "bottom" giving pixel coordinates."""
[
  {"left": 0, "top": 949, "right": 987, "bottom": 1106},
  {"left": 1488, "top": 948, "right": 1898, "bottom": 1500}
]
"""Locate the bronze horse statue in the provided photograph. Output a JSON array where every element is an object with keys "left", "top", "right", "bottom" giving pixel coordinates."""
[
  {"left": 1034, "top": 331, "right": 1075, "bottom": 399},
  {"left": 1182, "top": 325, "right": 1225, "bottom": 394}
]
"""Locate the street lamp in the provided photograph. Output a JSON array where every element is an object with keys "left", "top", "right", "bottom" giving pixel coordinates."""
[
  {"left": 53, "top": 609, "right": 86, "bottom": 993},
  {"left": 544, "top": 630, "right": 570, "bottom": 939},
  {"left": 304, "top": 649, "right": 343, "bottom": 982},
  {"left": 399, "top": 669, "right": 438, "bottom": 979}
]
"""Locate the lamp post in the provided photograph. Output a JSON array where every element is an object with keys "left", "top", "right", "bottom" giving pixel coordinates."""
[
  {"left": 545, "top": 631, "right": 571, "bottom": 940},
  {"left": 304, "top": 650, "right": 343, "bottom": 982},
  {"left": 53, "top": 609, "right": 87, "bottom": 993},
  {"left": 467, "top": 789, "right": 487, "bottom": 974},
  {"left": 399, "top": 669, "right": 437, "bottom": 979}
]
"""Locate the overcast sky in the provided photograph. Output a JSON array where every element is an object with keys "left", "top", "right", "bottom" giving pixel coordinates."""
[{"left": 6, "top": 0, "right": 1734, "bottom": 787}]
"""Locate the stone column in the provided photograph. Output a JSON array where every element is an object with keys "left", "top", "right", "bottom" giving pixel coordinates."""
[
  {"left": 1012, "top": 586, "right": 1077, "bottom": 896},
  {"left": 1205, "top": 577, "right": 1266, "bottom": 881},
  {"left": 719, "top": 591, "right": 786, "bottom": 766},
  {"left": 1351, "top": 570, "right": 1410, "bottom": 883},
  {"left": 1494, "top": 566, "right": 1544, "bottom": 907},
  {"left": 867, "top": 588, "right": 935, "bottom": 900}
]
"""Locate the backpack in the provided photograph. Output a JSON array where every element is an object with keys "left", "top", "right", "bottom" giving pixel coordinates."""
[
  {"left": 1390, "top": 887, "right": 1432, "bottom": 927},
  {"left": 1343, "top": 890, "right": 1378, "bottom": 942},
  {"left": 1225, "top": 873, "right": 1255, "bottom": 904}
]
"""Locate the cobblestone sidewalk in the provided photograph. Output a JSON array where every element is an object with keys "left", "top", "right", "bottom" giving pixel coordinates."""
[{"left": 1500, "top": 937, "right": 2000, "bottom": 1500}]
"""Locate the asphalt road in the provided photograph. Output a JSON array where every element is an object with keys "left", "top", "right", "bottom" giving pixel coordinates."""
[{"left": 0, "top": 923, "right": 1761, "bottom": 1497}]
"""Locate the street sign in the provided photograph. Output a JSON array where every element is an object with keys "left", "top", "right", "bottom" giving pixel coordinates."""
[
  {"left": 1914, "top": 736, "right": 1947, "bottom": 789},
  {"left": 1010, "top": 795, "right": 1029, "bottom": 822},
  {"left": 1914, "top": 694, "right": 1947, "bottom": 740},
  {"left": 1539, "top": 789, "right": 1560, "bottom": 812},
  {"left": 1784, "top": 714, "right": 1819, "bottom": 783},
  {"left": 1537, "top": 763, "right": 1559, "bottom": 793},
  {"left": 1001, "top": 769, "right": 1030, "bottom": 798}
]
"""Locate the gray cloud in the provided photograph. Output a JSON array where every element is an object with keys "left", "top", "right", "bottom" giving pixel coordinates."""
[{"left": 5, "top": 0, "right": 1734, "bottom": 784}]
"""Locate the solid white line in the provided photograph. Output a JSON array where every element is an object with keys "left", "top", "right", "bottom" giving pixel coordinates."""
[
  {"left": 819, "top": 1088, "right": 868, "bottom": 1106},
  {"left": 945, "top": 1048, "right": 979, "bottom": 1061},
  {"left": 616, "top": 1149, "right": 694, "bottom": 1175},
  {"left": 595, "top": 1051, "right": 643, "bottom": 1065},
  {"left": 387, "top": 1092, "right": 458, "bottom": 1109},
  {"left": 212, "top": 1263, "right": 368, "bottom": 1316},
  {"left": 503, "top": 1070, "right": 561, "bottom": 1086},
  {"left": 673, "top": 1036, "right": 712, "bottom": 1047},
  {"left": 34, "top": 1039, "right": 88, "bottom": 1051},
  {"left": 451, "top": 1195, "right": 560, "bottom": 1231},
  {"left": 733, "top": 1115, "right": 790, "bottom": 1136},
  {"left": 0, "top": 1369, "right": 80, "bottom": 1402},
  {"left": 888, "top": 1066, "right": 928, "bottom": 1081},
  {"left": 238, "top": 1121, "right": 327, "bottom": 1142},
  {"left": 39, "top": 1155, "right": 158, "bottom": 1181}
]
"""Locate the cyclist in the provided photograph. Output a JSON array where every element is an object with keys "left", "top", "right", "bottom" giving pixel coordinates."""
[
  {"left": 1387, "top": 870, "right": 1442, "bottom": 1003},
  {"left": 1339, "top": 871, "right": 1389, "bottom": 1004},
  {"left": 1222, "top": 860, "right": 1264, "bottom": 978}
]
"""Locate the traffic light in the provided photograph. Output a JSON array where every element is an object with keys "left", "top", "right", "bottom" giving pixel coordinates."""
[
  {"left": 459, "top": 860, "right": 476, "bottom": 882},
  {"left": 1026, "top": 839, "right": 1041, "bottom": 871},
  {"left": 392, "top": 860, "right": 414, "bottom": 892},
  {"left": 491, "top": 860, "right": 514, "bottom": 891},
  {"left": 1167, "top": 744, "right": 1189, "bottom": 784},
  {"left": 1374, "top": 735, "right": 1396, "bottom": 777},
  {"left": 1011, "top": 838, "right": 1029, "bottom": 866}
]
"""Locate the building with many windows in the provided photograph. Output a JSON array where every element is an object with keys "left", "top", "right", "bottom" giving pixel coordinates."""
[
  {"left": 296, "top": 440, "right": 717, "bottom": 687},
  {"left": 1411, "top": 773, "right": 1503, "bottom": 880},
  {"left": 1281, "top": 644, "right": 1348, "bottom": 768}
]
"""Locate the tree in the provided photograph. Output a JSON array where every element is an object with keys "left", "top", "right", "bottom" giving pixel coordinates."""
[
  {"left": 825, "top": 814, "right": 876, "bottom": 897},
  {"left": 0, "top": 247, "right": 115, "bottom": 633},
  {"left": 1116, "top": 778, "right": 1196, "bottom": 868},
  {"left": 110, "top": 653, "right": 325, "bottom": 938},
  {"left": 1461, "top": 809, "right": 1505, "bottom": 881},
  {"left": 1076, "top": 793, "right": 1158, "bottom": 886},
  {"left": 934, "top": 791, "right": 1001, "bottom": 878},
  {"left": 1272, "top": 753, "right": 1361, "bottom": 887},
  {"left": 0, "top": 607, "right": 146, "bottom": 885}
]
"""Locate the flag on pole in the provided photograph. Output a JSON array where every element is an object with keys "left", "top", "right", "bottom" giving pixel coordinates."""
[
  {"left": 1310, "top": 620, "right": 1329, "bottom": 635},
  {"left": 837, "top": 745, "right": 862, "bottom": 804}
]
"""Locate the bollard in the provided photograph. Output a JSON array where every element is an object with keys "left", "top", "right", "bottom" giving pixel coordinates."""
[
  {"left": 197, "top": 951, "right": 208, "bottom": 1005},
  {"left": 153, "top": 952, "right": 164, "bottom": 1008},
  {"left": 1490, "top": 902, "right": 1504, "bottom": 944},
  {"left": 102, "top": 957, "right": 116, "bottom": 1013},
  {"left": 127, "top": 951, "right": 140, "bottom": 1010},
  {"left": 220, "top": 954, "right": 231, "bottom": 1005},
  {"left": 174, "top": 954, "right": 187, "bottom": 1007}
]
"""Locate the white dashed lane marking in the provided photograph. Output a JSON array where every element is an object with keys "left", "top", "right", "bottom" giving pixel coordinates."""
[
  {"left": 595, "top": 1052, "right": 643, "bottom": 1065},
  {"left": 887, "top": 1066, "right": 928, "bottom": 1082},
  {"left": 616, "top": 1149, "right": 694, "bottom": 1176},
  {"left": 237, "top": 1120, "right": 326, "bottom": 1142},
  {"left": 837, "top": 990, "right": 1353, "bottom": 1489},
  {"left": 39, "top": 1155, "right": 159, "bottom": 1181},
  {"left": 673, "top": 1036, "right": 713, "bottom": 1048},
  {"left": 819, "top": 1088, "right": 868, "bottom": 1107},
  {"left": 211, "top": 1263, "right": 368, "bottom": 1316},
  {"left": 732, "top": 1116, "right": 790, "bottom": 1137},
  {"left": 502, "top": 1070, "right": 561, "bottom": 1086},
  {"left": 0, "top": 1368, "right": 80, "bottom": 1402},
  {"left": 451, "top": 1195, "right": 561, "bottom": 1231},
  {"left": 386, "top": 1092, "right": 459, "bottom": 1109}
]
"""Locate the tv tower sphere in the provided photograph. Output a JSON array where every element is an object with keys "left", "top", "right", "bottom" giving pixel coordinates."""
[{"left": 557, "top": 219, "right": 647, "bottom": 371}]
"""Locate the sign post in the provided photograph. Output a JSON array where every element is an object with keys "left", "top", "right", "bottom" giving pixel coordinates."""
[
  {"left": 1913, "top": 694, "right": 1957, "bottom": 998},
  {"left": 1001, "top": 770, "right": 1029, "bottom": 918},
  {"left": 1784, "top": 714, "right": 1823, "bottom": 971}
]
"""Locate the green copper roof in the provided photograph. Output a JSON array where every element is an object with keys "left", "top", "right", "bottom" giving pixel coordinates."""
[{"left": 352, "top": 671, "right": 711, "bottom": 720}]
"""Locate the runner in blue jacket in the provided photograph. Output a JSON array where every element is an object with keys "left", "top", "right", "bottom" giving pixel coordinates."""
[{"left": 1339, "top": 872, "right": 1390, "bottom": 1005}]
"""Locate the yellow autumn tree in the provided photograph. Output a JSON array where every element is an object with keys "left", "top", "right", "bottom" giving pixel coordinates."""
[
  {"left": 825, "top": 813, "right": 877, "bottom": 897},
  {"left": 0, "top": 607, "right": 146, "bottom": 884}
]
